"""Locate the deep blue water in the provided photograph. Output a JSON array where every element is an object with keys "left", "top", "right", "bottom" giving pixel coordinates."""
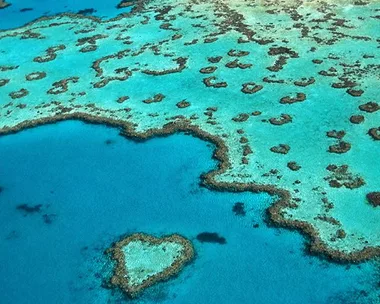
[
  {"left": 0, "top": 0, "right": 132, "bottom": 29},
  {"left": 0, "top": 121, "right": 378, "bottom": 304}
]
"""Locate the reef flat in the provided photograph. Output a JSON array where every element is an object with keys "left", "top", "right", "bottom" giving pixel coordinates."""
[
  {"left": 0, "top": 0, "right": 379, "bottom": 262},
  {"left": 107, "top": 233, "right": 194, "bottom": 297}
]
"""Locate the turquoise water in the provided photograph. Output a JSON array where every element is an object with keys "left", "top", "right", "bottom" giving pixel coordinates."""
[
  {"left": 0, "top": 121, "right": 378, "bottom": 303},
  {"left": 0, "top": 0, "right": 379, "bottom": 302},
  {"left": 0, "top": 0, "right": 379, "bottom": 255}
]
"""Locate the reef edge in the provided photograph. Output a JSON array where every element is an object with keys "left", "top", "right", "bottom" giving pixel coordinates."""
[
  {"left": 0, "top": 113, "right": 379, "bottom": 264},
  {"left": 106, "top": 232, "right": 194, "bottom": 298}
]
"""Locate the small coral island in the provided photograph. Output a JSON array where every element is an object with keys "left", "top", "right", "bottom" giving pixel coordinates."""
[{"left": 107, "top": 233, "right": 194, "bottom": 298}]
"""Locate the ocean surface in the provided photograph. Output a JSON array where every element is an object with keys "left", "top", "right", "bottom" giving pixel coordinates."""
[
  {"left": 0, "top": 0, "right": 379, "bottom": 303},
  {"left": 0, "top": 121, "right": 378, "bottom": 304}
]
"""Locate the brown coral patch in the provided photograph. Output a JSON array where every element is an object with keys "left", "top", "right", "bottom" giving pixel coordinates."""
[
  {"left": 0, "top": 1, "right": 10, "bottom": 9},
  {"left": 242, "top": 145, "right": 253, "bottom": 156},
  {"left": 199, "top": 66, "right": 217, "bottom": 74},
  {"left": 208, "top": 56, "right": 222, "bottom": 63},
  {"left": 326, "top": 130, "right": 345, "bottom": 139},
  {"left": 328, "top": 141, "right": 351, "bottom": 154},
  {"left": 287, "top": 161, "right": 301, "bottom": 171},
  {"left": 280, "top": 93, "right": 306, "bottom": 104},
  {"left": 176, "top": 100, "right": 190, "bottom": 108},
  {"left": 160, "top": 23, "right": 176, "bottom": 31},
  {"left": 0, "top": 78, "right": 10, "bottom": 87},
  {"left": 47, "top": 77, "right": 79, "bottom": 95},
  {"left": 204, "top": 37, "right": 218, "bottom": 43},
  {"left": 76, "top": 34, "right": 108, "bottom": 46},
  {"left": 93, "top": 67, "right": 132, "bottom": 88},
  {"left": 26, "top": 71, "right": 46, "bottom": 81},
  {"left": 108, "top": 233, "right": 194, "bottom": 298},
  {"left": 241, "top": 82, "right": 263, "bottom": 94},
  {"left": 350, "top": 115, "right": 364, "bottom": 124},
  {"left": 266, "top": 56, "right": 287, "bottom": 72},
  {"left": 172, "top": 34, "right": 182, "bottom": 40},
  {"left": 331, "top": 79, "right": 356, "bottom": 89},
  {"left": 225, "top": 59, "right": 252, "bottom": 69},
  {"left": 266, "top": 46, "right": 298, "bottom": 72},
  {"left": 294, "top": 77, "right": 315, "bottom": 87},
  {"left": 0, "top": 65, "right": 18, "bottom": 72},
  {"left": 184, "top": 39, "right": 198, "bottom": 46},
  {"left": 336, "top": 229, "right": 346, "bottom": 239},
  {"left": 325, "top": 165, "right": 365, "bottom": 189},
  {"left": 315, "top": 215, "right": 340, "bottom": 226},
  {"left": 203, "top": 76, "right": 227, "bottom": 88},
  {"left": 268, "top": 46, "right": 298, "bottom": 58},
  {"left": 227, "top": 49, "right": 249, "bottom": 57},
  {"left": 269, "top": 114, "right": 292, "bottom": 126},
  {"left": 142, "top": 57, "right": 187, "bottom": 76},
  {"left": 270, "top": 144, "right": 290, "bottom": 154},
  {"left": 239, "top": 136, "right": 248, "bottom": 144},
  {"left": 366, "top": 192, "right": 380, "bottom": 207},
  {"left": 319, "top": 68, "right": 338, "bottom": 77},
  {"left": 312, "top": 59, "right": 323, "bottom": 64},
  {"left": 263, "top": 77, "right": 285, "bottom": 84},
  {"left": 232, "top": 113, "right": 249, "bottom": 122},
  {"left": 33, "top": 45, "right": 66, "bottom": 63},
  {"left": 9, "top": 88, "right": 29, "bottom": 99},
  {"left": 116, "top": 0, "right": 134, "bottom": 9},
  {"left": 143, "top": 93, "right": 165, "bottom": 104},
  {"left": 368, "top": 127, "right": 380, "bottom": 140},
  {"left": 80, "top": 45, "right": 98, "bottom": 53},
  {"left": 117, "top": 96, "right": 129, "bottom": 103},
  {"left": 359, "top": 102, "right": 379, "bottom": 113},
  {"left": 346, "top": 88, "right": 364, "bottom": 97}
]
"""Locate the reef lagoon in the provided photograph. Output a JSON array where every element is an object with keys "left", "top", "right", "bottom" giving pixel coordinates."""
[{"left": 0, "top": 0, "right": 379, "bottom": 302}]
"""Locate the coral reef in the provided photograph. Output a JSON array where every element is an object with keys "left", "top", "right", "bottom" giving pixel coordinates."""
[
  {"left": 366, "top": 192, "right": 380, "bottom": 207},
  {"left": 107, "top": 233, "right": 194, "bottom": 298},
  {"left": 0, "top": 0, "right": 379, "bottom": 263},
  {"left": 0, "top": 0, "right": 10, "bottom": 10}
]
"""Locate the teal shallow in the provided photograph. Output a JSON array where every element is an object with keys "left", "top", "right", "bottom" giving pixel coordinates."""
[{"left": 0, "top": 121, "right": 378, "bottom": 303}]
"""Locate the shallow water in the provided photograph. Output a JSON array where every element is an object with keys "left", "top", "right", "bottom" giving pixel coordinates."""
[
  {"left": 0, "top": 0, "right": 379, "bottom": 302},
  {"left": 1, "top": 0, "right": 379, "bottom": 256},
  {"left": 0, "top": 121, "right": 378, "bottom": 304}
]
